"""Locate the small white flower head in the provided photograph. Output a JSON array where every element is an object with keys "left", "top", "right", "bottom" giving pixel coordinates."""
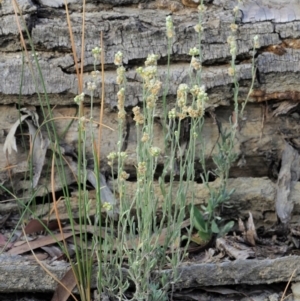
[
  {"left": 74, "top": 92, "right": 85, "bottom": 105},
  {"left": 198, "top": 4, "right": 207, "bottom": 13},
  {"left": 114, "top": 51, "right": 123, "bottom": 66},
  {"left": 137, "top": 66, "right": 158, "bottom": 83},
  {"left": 92, "top": 47, "right": 101, "bottom": 60},
  {"left": 117, "top": 87, "right": 125, "bottom": 104},
  {"left": 195, "top": 85, "right": 208, "bottom": 105},
  {"left": 194, "top": 23, "right": 203, "bottom": 33},
  {"left": 148, "top": 79, "right": 162, "bottom": 96},
  {"left": 189, "top": 47, "right": 200, "bottom": 56},
  {"left": 149, "top": 146, "right": 161, "bottom": 157},
  {"left": 190, "top": 85, "right": 201, "bottom": 97},
  {"left": 141, "top": 132, "right": 149, "bottom": 143},
  {"left": 146, "top": 94, "right": 157, "bottom": 109},
  {"left": 119, "top": 151, "right": 127, "bottom": 159},
  {"left": 227, "top": 35, "right": 237, "bottom": 57},
  {"left": 143, "top": 66, "right": 157, "bottom": 81},
  {"left": 145, "top": 54, "right": 159, "bottom": 66},
  {"left": 230, "top": 23, "right": 238, "bottom": 32},
  {"left": 107, "top": 151, "right": 117, "bottom": 160},
  {"left": 87, "top": 81, "right": 96, "bottom": 91},
  {"left": 177, "top": 83, "right": 189, "bottom": 94},
  {"left": 117, "top": 66, "right": 126, "bottom": 76},
  {"left": 233, "top": 6, "right": 239, "bottom": 14},
  {"left": 177, "top": 112, "right": 187, "bottom": 120},
  {"left": 117, "top": 87, "right": 126, "bottom": 119},
  {"left": 227, "top": 35, "right": 236, "bottom": 45},
  {"left": 253, "top": 35, "right": 260, "bottom": 49},
  {"left": 166, "top": 16, "right": 174, "bottom": 39},
  {"left": 191, "top": 56, "right": 201, "bottom": 71},
  {"left": 228, "top": 67, "right": 235, "bottom": 77},
  {"left": 132, "top": 106, "right": 144, "bottom": 125},
  {"left": 168, "top": 108, "right": 176, "bottom": 119},
  {"left": 120, "top": 171, "right": 130, "bottom": 180},
  {"left": 116, "top": 66, "right": 126, "bottom": 85},
  {"left": 102, "top": 202, "right": 113, "bottom": 211},
  {"left": 137, "top": 161, "right": 147, "bottom": 176},
  {"left": 136, "top": 66, "right": 143, "bottom": 75},
  {"left": 118, "top": 110, "right": 126, "bottom": 121},
  {"left": 91, "top": 70, "right": 100, "bottom": 78},
  {"left": 187, "top": 106, "right": 203, "bottom": 118},
  {"left": 177, "top": 83, "right": 189, "bottom": 107},
  {"left": 31, "top": 52, "right": 40, "bottom": 61},
  {"left": 78, "top": 116, "right": 86, "bottom": 129}
]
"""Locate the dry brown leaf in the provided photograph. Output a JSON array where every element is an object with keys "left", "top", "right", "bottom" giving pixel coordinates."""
[
  {"left": 24, "top": 219, "right": 59, "bottom": 235},
  {"left": 7, "top": 231, "right": 77, "bottom": 255},
  {"left": 51, "top": 267, "right": 77, "bottom": 301},
  {"left": 24, "top": 252, "right": 49, "bottom": 261},
  {"left": 239, "top": 212, "right": 258, "bottom": 246},
  {"left": 41, "top": 245, "right": 64, "bottom": 258},
  {"left": 0, "top": 233, "right": 12, "bottom": 250},
  {"left": 238, "top": 218, "right": 245, "bottom": 232},
  {"left": 245, "top": 212, "right": 258, "bottom": 246}
]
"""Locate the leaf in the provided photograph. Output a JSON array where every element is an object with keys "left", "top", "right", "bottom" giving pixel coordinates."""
[
  {"left": 24, "top": 219, "right": 46, "bottom": 235},
  {"left": 86, "top": 170, "right": 118, "bottom": 219},
  {"left": 3, "top": 114, "right": 30, "bottom": 154},
  {"left": 2, "top": 108, "right": 50, "bottom": 188},
  {"left": 218, "top": 221, "right": 234, "bottom": 237},
  {"left": 197, "top": 230, "right": 212, "bottom": 243},
  {"left": 51, "top": 267, "right": 77, "bottom": 301},
  {"left": 190, "top": 205, "right": 206, "bottom": 232},
  {"left": 211, "top": 220, "right": 220, "bottom": 234},
  {"left": 190, "top": 232, "right": 210, "bottom": 245},
  {"left": 24, "top": 219, "right": 59, "bottom": 235},
  {"left": 7, "top": 231, "right": 77, "bottom": 255},
  {"left": 25, "top": 120, "right": 50, "bottom": 188}
]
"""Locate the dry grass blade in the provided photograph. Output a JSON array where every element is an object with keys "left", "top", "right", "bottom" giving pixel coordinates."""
[
  {"left": 64, "top": 0, "right": 81, "bottom": 92},
  {"left": 280, "top": 268, "right": 297, "bottom": 301},
  {"left": 97, "top": 31, "right": 105, "bottom": 166}
]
